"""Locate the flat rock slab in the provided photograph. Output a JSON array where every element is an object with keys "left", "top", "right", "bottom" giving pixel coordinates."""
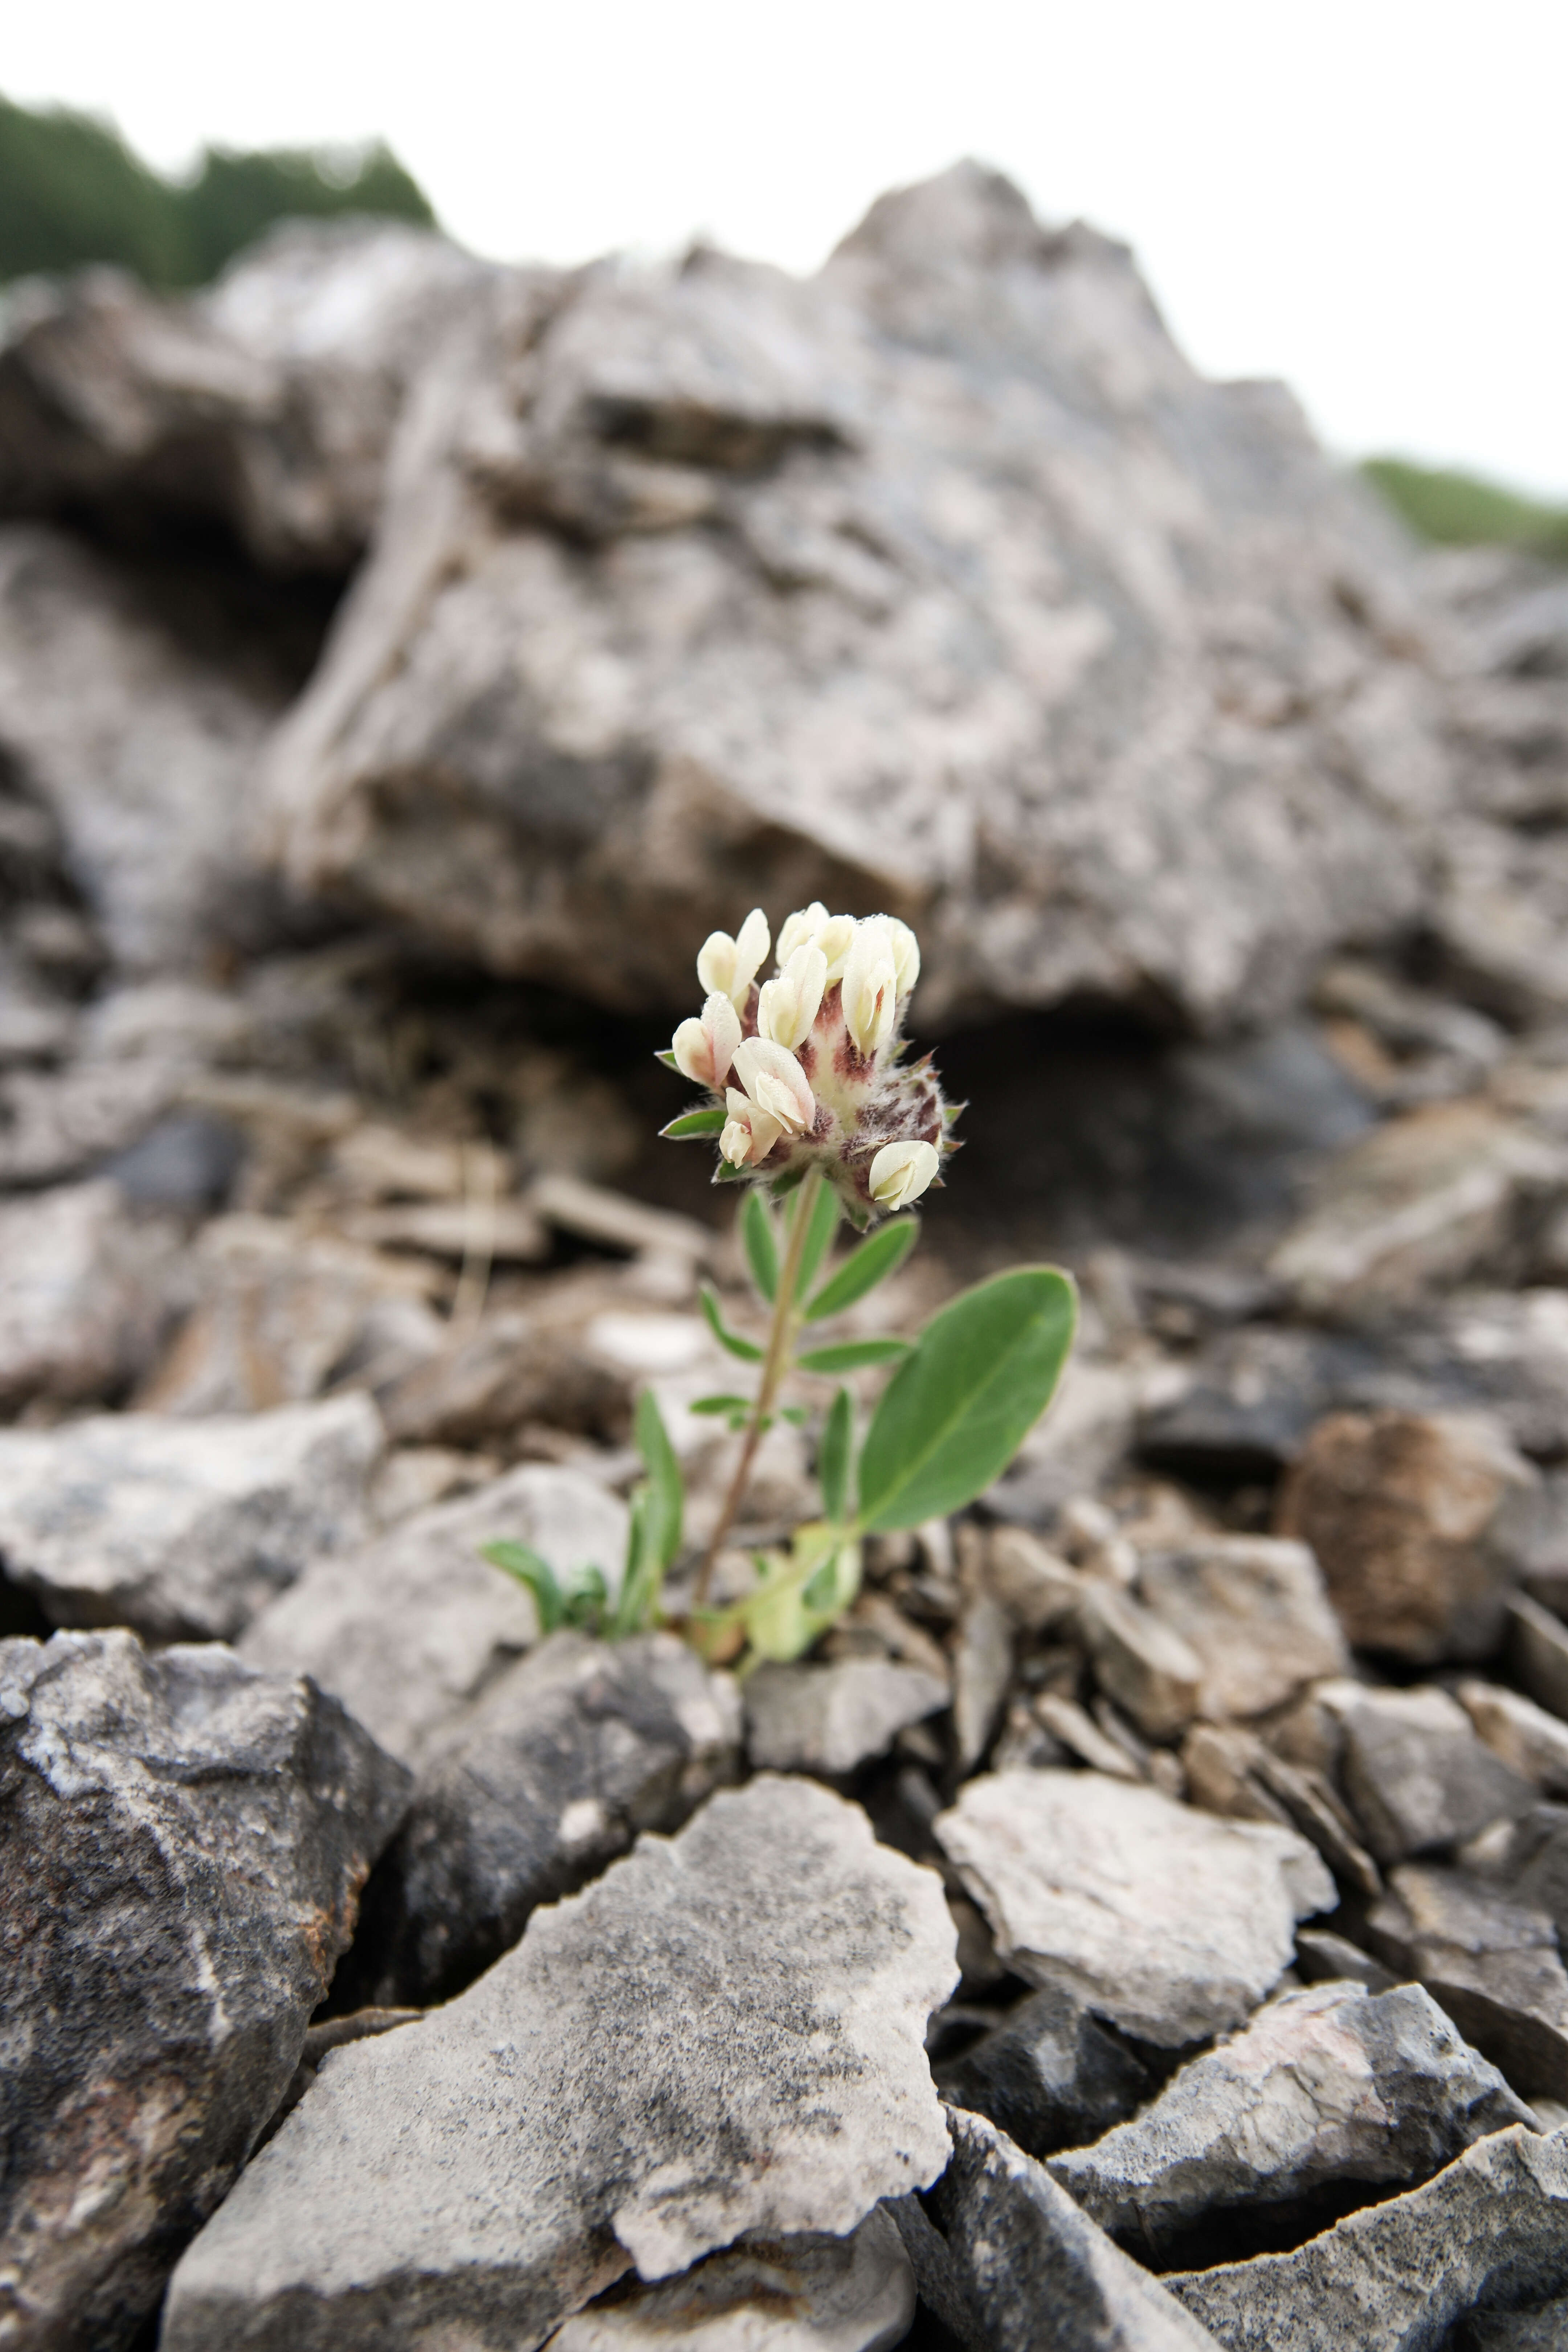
[
  {"left": 239, "top": 1462, "right": 628, "bottom": 1765},
  {"left": 1367, "top": 1862, "right": 1568, "bottom": 2101},
  {"left": 1136, "top": 1538, "right": 1349, "bottom": 1722},
  {"left": 1332, "top": 1684, "right": 1536, "bottom": 1866},
  {"left": 892, "top": 2107, "right": 1222, "bottom": 2352},
  {"left": 934, "top": 1983, "right": 1152, "bottom": 2160},
  {"left": 0, "top": 1393, "right": 382, "bottom": 1641},
  {"left": 1049, "top": 1980, "right": 1531, "bottom": 2251},
  {"left": 161, "top": 1777, "right": 958, "bottom": 2352},
  {"left": 0, "top": 1177, "right": 176, "bottom": 1409},
  {"left": 349, "top": 1629, "right": 742, "bottom": 2005},
  {"left": 0, "top": 1629, "right": 409, "bottom": 2352},
  {"left": 1168, "top": 2125, "right": 1568, "bottom": 2352},
  {"left": 744, "top": 1658, "right": 948, "bottom": 1775},
  {"left": 543, "top": 2210, "right": 914, "bottom": 2352},
  {"left": 936, "top": 1769, "right": 1333, "bottom": 2045}
]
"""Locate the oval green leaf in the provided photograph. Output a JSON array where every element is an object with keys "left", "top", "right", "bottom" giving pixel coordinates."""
[
  {"left": 818, "top": 1385, "right": 853, "bottom": 1523},
  {"left": 856, "top": 1266, "right": 1078, "bottom": 1532},
  {"left": 741, "top": 1187, "right": 778, "bottom": 1302},
  {"left": 796, "top": 1337, "right": 913, "bottom": 1374},
  {"left": 795, "top": 1180, "right": 842, "bottom": 1298},
  {"left": 805, "top": 1216, "right": 919, "bottom": 1321},
  {"left": 634, "top": 1387, "right": 683, "bottom": 1569},
  {"left": 699, "top": 1284, "right": 764, "bottom": 1361},
  {"left": 661, "top": 1105, "right": 726, "bottom": 1139}
]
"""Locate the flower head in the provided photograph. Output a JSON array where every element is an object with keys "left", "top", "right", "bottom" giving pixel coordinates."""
[{"left": 664, "top": 903, "right": 955, "bottom": 1224}]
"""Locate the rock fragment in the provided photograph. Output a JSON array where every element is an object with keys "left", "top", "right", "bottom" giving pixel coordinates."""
[
  {"left": 240, "top": 1462, "right": 628, "bottom": 1765},
  {"left": 934, "top": 1983, "right": 1153, "bottom": 2159},
  {"left": 0, "top": 1629, "right": 409, "bottom": 2352},
  {"left": 1078, "top": 1580, "right": 1201, "bottom": 1740},
  {"left": 0, "top": 1176, "right": 176, "bottom": 1408},
  {"left": 349, "top": 1630, "right": 742, "bottom": 2005},
  {"left": 1333, "top": 1684, "right": 1535, "bottom": 1865},
  {"left": 1510, "top": 1592, "right": 1568, "bottom": 1722},
  {"left": 1461, "top": 1680, "right": 1568, "bottom": 1794},
  {"left": 162, "top": 1778, "right": 957, "bottom": 2352},
  {"left": 1367, "top": 1863, "right": 1568, "bottom": 2099},
  {"left": 1276, "top": 1408, "right": 1539, "bottom": 1662},
  {"left": 1048, "top": 1980, "right": 1531, "bottom": 2252},
  {"left": 545, "top": 2209, "right": 915, "bottom": 2352},
  {"left": 1136, "top": 1538, "right": 1349, "bottom": 1720},
  {"left": 744, "top": 1657, "right": 947, "bottom": 1776},
  {"left": 936, "top": 1769, "right": 1332, "bottom": 2045},
  {"left": 892, "top": 2107, "right": 1222, "bottom": 2351},
  {"left": 0, "top": 1393, "right": 382, "bottom": 1641},
  {"left": 1167, "top": 2125, "right": 1568, "bottom": 2352}
]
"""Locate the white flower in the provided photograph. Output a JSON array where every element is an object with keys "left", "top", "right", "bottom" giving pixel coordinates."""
[
  {"left": 720, "top": 1088, "right": 783, "bottom": 1167},
  {"left": 841, "top": 917, "right": 899, "bottom": 1056},
  {"left": 732, "top": 1037, "right": 814, "bottom": 1136},
  {"left": 777, "top": 902, "right": 857, "bottom": 984},
  {"left": 886, "top": 918, "right": 920, "bottom": 998},
  {"left": 697, "top": 908, "right": 770, "bottom": 1009},
  {"left": 869, "top": 1139, "right": 939, "bottom": 1211},
  {"left": 671, "top": 991, "right": 742, "bottom": 1089},
  {"left": 776, "top": 902, "right": 829, "bottom": 967},
  {"left": 757, "top": 944, "right": 828, "bottom": 1052}
]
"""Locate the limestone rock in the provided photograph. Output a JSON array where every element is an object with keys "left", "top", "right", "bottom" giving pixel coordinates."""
[
  {"left": 1460, "top": 1681, "right": 1568, "bottom": 1795},
  {"left": 0, "top": 1628, "right": 409, "bottom": 2352},
  {"left": 1498, "top": 1805, "right": 1568, "bottom": 1950},
  {"left": 160, "top": 1778, "right": 958, "bottom": 2352},
  {"left": 239, "top": 1462, "right": 629, "bottom": 1766},
  {"left": 1136, "top": 1538, "right": 1349, "bottom": 1721},
  {"left": 1167, "top": 2125, "right": 1568, "bottom": 2352},
  {"left": 1333, "top": 1685, "right": 1536, "bottom": 1866},
  {"left": 0, "top": 1177, "right": 177, "bottom": 1408},
  {"left": 1078, "top": 1579, "right": 1201, "bottom": 1740},
  {"left": 744, "top": 1657, "right": 947, "bottom": 1776},
  {"left": 349, "top": 1630, "right": 742, "bottom": 2005},
  {"left": 544, "top": 2209, "right": 915, "bottom": 2352},
  {"left": 892, "top": 2106, "right": 1222, "bottom": 2352},
  {"left": 1049, "top": 1980, "right": 1531, "bottom": 2251},
  {"left": 264, "top": 163, "right": 1449, "bottom": 1031},
  {"left": 934, "top": 1983, "right": 1153, "bottom": 2160},
  {"left": 1277, "top": 1409, "right": 1540, "bottom": 1663},
  {"left": 1367, "top": 1863, "right": 1568, "bottom": 2100},
  {"left": 0, "top": 1393, "right": 382, "bottom": 1642},
  {"left": 1510, "top": 1593, "right": 1568, "bottom": 1723},
  {"left": 936, "top": 1768, "right": 1333, "bottom": 2045}
]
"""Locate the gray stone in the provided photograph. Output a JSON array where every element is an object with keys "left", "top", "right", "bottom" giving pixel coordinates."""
[
  {"left": 1367, "top": 1863, "right": 1568, "bottom": 2100},
  {"left": 0, "top": 1628, "right": 409, "bottom": 2352},
  {"left": 934, "top": 1983, "right": 1153, "bottom": 2160},
  {"left": 1459, "top": 2295, "right": 1568, "bottom": 2350},
  {"left": 1295, "top": 1930, "right": 1397, "bottom": 1992},
  {"left": 160, "top": 1777, "right": 957, "bottom": 2352},
  {"left": 1276, "top": 1410, "right": 1540, "bottom": 1664},
  {"left": 265, "top": 163, "right": 1450, "bottom": 1032},
  {"left": 1181, "top": 1721, "right": 1382, "bottom": 1896},
  {"left": 1049, "top": 1979, "right": 1531, "bottom": 2251},
  {"left": 1136, "top": 1538, "right": 1349, "bottom": 1722},
  {"left": 1078, "top": 1580, "right": 1202, "bottom": 1740},
  {"left": 951, "top": 1591, "right": 1014, "bottom": 1769},
  {"left": 1499, "top": 1806, "right": 1568, "bottom": 1951},
  {"left": 1461, "top": 1683, "right": 1568, "bottom": 1797},
  {"left": 892, "top": 2106, "right": 1222, "bottom": 2352},
  {"left": 1511, "top": 1594, "right": 1568, "bottom": 1723},
  {"left": 744, "top": 1657, "right": 947, "bottom": 1776},
  {"left": 0, "top": 1177, "right": 177, "bottom": 1408},
  {"left": 350, "top": 1630, "right": 742, "bottom": 2005},
  {"left": 0, "top": 1392, "right": 382, "bottom": 1642},
  {"left": 1167, "top": 2124, "right": 1568, "bottom": 2352},
  {"left": 238, "top": 1463, "right": 629, "bottom": 1766},
  {"left": 936, "top": 1768, "right": 1333, "bottom": 2046},
  {"left": 544, "top": 2209, "right": 915, "bottom": 2352},
  {"left": 1334, "top": 1685, "right": 1536, "bottom": 1866}
]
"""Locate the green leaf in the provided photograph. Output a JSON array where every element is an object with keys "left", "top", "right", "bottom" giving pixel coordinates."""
[
  {"left": 634, "top": 1388, "right": 684, "bottom": 1570},
  {"left": 699, "top": 1284, "right": 764, "bottom": 1362},
  {"left": 611, "top": 1487, "right": 659, "bottom": 1638},
  {"left": 818, "top": 1386, "right": 853, "bottom": 1522},
  {"left": 805, "top": 1217, "right": 919, "bottom": 1321},
  {"left": 661, "top": 1106, "right": 726, "bottom": 1139},
  {"left": 856, "top": 1266, "right": 1078, "bottom": 1532},
  {"left": 795, "top": 1179, "right": 841, "bottom": 1297},
  {"left": 690, "top": 1392, "right": 752, "bottom": 1416},
  {"left": 796, "top": 1337, "right": 913, "bottom": 1374},
  {"left": 654, "top": 1048, "right": 679, "bottom": 1070},
  {"left": 711, "top": 1159, "right": 749, "bottom": 1185},
  {"left": 738, "top": 1526, "right": 863, "bottom": 1664},
  {"left": 740, "top": 1187, "right": 778, "bottom": 1302},
  {"left": 779, "top": 1404, "right": 809, "bottom": 1425},
  {"left": 481, "top": 1540, "right": 563, "bottom": 1633}
]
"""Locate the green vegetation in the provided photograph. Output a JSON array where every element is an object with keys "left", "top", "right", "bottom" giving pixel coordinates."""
[
  {"left": 0, "top": 94, "right": 435, "bottom": 291},
  {"left": 1364, "top": 456, "right": 1568, "bottom": 562}
]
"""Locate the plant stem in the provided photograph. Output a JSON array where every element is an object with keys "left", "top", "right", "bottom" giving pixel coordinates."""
[{"left": 691, "top": 1167, "right": 824, "bottom": 1609}]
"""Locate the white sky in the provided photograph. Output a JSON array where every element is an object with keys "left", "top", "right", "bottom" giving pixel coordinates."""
[{"left": 9, "top": 0, "right": 1567, "bottom": 497}]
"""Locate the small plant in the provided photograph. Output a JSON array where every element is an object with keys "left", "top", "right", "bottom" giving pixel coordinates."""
[{"left": 483, "top": 905, "right": 1077, "bottom": 1670}]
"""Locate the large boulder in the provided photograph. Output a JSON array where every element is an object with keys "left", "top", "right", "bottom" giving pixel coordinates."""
[{"left": 263, "top": 162, "right": 1453, "bottom": 1029}]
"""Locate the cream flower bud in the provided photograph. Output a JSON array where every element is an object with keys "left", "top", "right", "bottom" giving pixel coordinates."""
[
  {"left": 776, "top": 902, "right": 858, "bottom": 984},
  {"left": 776, "top": 902, "right": 829, "bottom": 967},
  {"left": 886, "top": 918, "right": 921, "bottom": 998},
  {"left": 757, "top": 944, "right": 828, "bottom": 1052},
  {"left": 671, "top": 991, "right": 742, "bottom": 1090},
  {"left": 720, "top": 1088, "right": 783, "bottom": 1167},
  {"left": 869, "top": 1139, "right": 940, "bottom": 1211},
  {"left": 815, "top": 915, "right": 858, "bottom": 984},
  {"left": 697, "top": 907, "right": 771, "bottom": 1009},
  {"left": 732, "top": 1036, "right": 814, "bottom": 1136},
  {"left": 841, "top": 917, "right": 899, "bottom": 1056}
]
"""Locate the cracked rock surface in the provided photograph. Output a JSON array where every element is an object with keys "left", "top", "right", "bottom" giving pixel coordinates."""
[
  {"left": 160, "top": 1776, "right": 957, "bottom": 2352},
  {"left": 0, "top": 1628, "right": 409, "bottom": 2352}
]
